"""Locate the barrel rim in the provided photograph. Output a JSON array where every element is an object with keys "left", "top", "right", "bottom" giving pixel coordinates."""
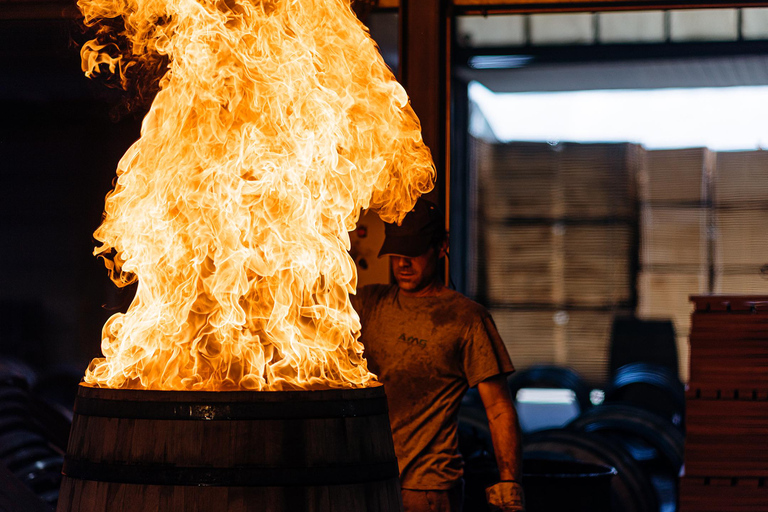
[
  {"left": 73, "top": 382, "right": 389, "bottom": 420},
  {"left": 76, "top": 381, "right": 383, "bottom": 401},
  {"left": 73, "top": 394, "right": 389, "bottom": 420},
  {"left": 62, "top": 457, "right": 400, "bottom": 487},
  {"left": 522, "top": 459, "right": 618, "bottom": 479}
]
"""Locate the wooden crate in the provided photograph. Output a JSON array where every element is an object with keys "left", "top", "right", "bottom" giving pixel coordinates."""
[
  {"left": 484, "top": 225, "right": 560, "bottom": 305},
  {"left": 491, "top": 309, "right": 561, "bottom": 370},
  {"left": 484, "top": 223, "right": 632, "bottom": 307},
  {"left": 475, "top": 140, "right": 639, "bottom": 221},
  {"left": 564, "top": 310, "right": 625, "bottom": 385},
  {"left": 713, "top": 272, "right": 768, "bottom": 295},
  {"left": 688, "top": 295, "right": 768, "bottom": 393},
  {"left": 640, "top": 205, "right": 708, "bottom": 268},
  {"left": 714, "top": 150, "right": 768, "bottom": 208},
  {"left": 680, "top": 476, "right": 768, "bottom": 511},
  {"left": 560, "top": 142, "right": 639, "bottom": 219},
  {"left": 637, "top": 271, "right": 705, "bottom": 331},
  {"left": 475, "top": 140, "right": 561, "bottom": 221},
  {"left": 562, "top": 223, "right": 633, "bottom": 306},
  {"left": 640, "top": 148, "right": 713, "bottom": 204},
  {"left": 678, "top": 335, "right": 690, "bottom": 384},
  {"left": 491, "top": 308, "right": 626, "bottom": 385},
  {"left": 685, "top": 393, "right": 768, "bottom": 477},
  {"left": 712, "top": 208, "right": 768, "bottom": 268},
  {"left": 637, "top": 271, "right": 706, "bottom": 381},
  {"left": 683, "top": 296, "right": 768, "bottom": 511}
]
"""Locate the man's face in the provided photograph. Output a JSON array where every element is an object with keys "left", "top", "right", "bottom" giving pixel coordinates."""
[{"left": 390, "top": 246, "right": 439, "bottom": 294}]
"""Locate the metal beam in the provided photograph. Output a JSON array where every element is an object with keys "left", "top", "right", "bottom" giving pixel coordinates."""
[
  {"left": 399, "top": 0, "right": 451, "bottom": 210},
  {"left": 5, "top": 0, "right": 768, "bottom": 21},
  {"left": 453, "top": 0, "right": 768, "bottom": 14}
]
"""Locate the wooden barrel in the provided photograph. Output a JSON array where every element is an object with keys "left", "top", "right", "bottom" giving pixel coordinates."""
[
  {"left": 523, "top": 459, "right": 616, "bottom": 512},
  {"left": 523, "top": 429, "right": 659, "bottom": 512},
  {"left": 57, "top": 383, "right": 402, "bottom": 512}
]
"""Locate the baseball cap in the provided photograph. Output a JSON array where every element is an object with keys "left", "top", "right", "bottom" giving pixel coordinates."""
[{"left": 378, "top": 198, "right": 446, "bottom": 258}]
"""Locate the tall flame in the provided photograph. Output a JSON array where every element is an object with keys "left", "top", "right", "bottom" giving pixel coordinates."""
[{"left": 79, "top": 0, "right": 435, "bottom": 390}]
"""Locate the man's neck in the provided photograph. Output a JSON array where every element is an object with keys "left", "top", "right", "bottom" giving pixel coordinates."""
[{"left": 398, "top": 280, "right": 446, "bottom": 298}]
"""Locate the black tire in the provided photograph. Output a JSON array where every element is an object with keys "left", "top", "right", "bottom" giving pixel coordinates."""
[
  {"left": 567, "top": 403, "right": 684, "bottom": 474},
  {"left": 605, "top": 363, "right": 685, "bottom": 430}
]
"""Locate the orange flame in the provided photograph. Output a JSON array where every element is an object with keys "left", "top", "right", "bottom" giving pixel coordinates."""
[{"left": 79, "top": 0, "right": 435, "bottom": 390}]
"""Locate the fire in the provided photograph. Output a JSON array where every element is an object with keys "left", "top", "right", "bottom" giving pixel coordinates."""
[{"left": 78, "top": 0, "right": 435, "bottom": 390}]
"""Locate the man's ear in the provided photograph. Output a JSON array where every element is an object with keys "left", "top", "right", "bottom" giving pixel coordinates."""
[{"left": 438, "top": 238, "right": 449, "bottom": 259}]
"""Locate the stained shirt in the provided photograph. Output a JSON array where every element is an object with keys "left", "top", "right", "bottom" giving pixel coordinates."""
[{"left": 351, "top": 284, "right": 515, "bottom": 490}]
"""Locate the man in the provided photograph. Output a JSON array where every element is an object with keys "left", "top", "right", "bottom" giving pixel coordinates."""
[{"left": 351, "top": 198, "right": 525, "bottom": 512}]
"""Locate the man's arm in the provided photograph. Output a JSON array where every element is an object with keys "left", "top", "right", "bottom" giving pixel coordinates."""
[
  {"left": 477, "top": 374, "right": 525, "bottom": 511},
  {"left": 477, "top": 374, "right": 522, "bottom": 481}
]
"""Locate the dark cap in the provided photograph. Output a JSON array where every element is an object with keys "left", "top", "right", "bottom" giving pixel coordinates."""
[{"left": 378, "top": 198, "right": 446, "bottom": 258}]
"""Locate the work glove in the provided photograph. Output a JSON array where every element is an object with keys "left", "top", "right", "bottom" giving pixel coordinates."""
[{"left": 486, "top": 481, "right": 525, "bottom": 512}]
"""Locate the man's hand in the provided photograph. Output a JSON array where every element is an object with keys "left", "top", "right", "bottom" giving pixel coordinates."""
[{"left": 486, "top": 481, "right": 525, "bottom": 512}]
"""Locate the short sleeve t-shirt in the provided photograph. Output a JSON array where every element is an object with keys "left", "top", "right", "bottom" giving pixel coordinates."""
[{"left": 351, "top": 284, "right": 515, "bottom": 491}]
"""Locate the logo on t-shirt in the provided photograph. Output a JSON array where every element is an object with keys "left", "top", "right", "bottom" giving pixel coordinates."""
[{"left": 398, "top": 333, "right": 427, "bottom": 348}]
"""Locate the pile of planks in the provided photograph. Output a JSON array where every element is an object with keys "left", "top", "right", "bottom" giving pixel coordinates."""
[
  {"left": 490, "top": 309, "right": 629, "bottom": 384},
  {"left": 475, "top": 140, "right": 639, "bottom": 384},
  {"left": 636, "top": 148, "right": 712, "bottom": 382},
  {"left": 680, "top": 295, "right": 768, "bottom": 511},
  {"left": 712, "top": 151, "right": 768, "bottom": 296}
]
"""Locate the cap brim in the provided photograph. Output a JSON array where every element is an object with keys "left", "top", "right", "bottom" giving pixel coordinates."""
[{"left": 378, "top": 236, "right": 432, "bottom": 258}]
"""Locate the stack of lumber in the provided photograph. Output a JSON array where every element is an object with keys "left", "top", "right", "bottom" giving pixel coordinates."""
[
  {"left": 713, "top": 151, "right": 768, "bottom": 207},
  {"left": 491, "top": 308, "right": 629, "bottom": 384},
  {"left": 712, "top": 151, "right": 768, "bottom": 295},
  {"left": 475, "top": 141, "right": 562, "bottom": 221},
  {"left": 637, "top": 148, "right": 713, "bottom": 382},
  {"left": 477, "top": 141, "right": 638, "bottom": 223},
  {"left": 484, "top": 223, "right": 632, "bottom": 307},
  {"left": 680, "top": 295, "right": 768, "bottom": 511},
  {"left": 478, "top": 141, "right": 637, "bottom": 310},
  {"left": 475, "top": 140, "right": 638, "bottom": 385},
  {"left": 559, "top": 143, "right": 638, "bottom": 219}
]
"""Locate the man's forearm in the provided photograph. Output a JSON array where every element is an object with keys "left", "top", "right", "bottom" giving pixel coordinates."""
[
  {"left": 486, "top": 400, "right": 523, "bottom": 482},
  {"left": 477, "top": 376, "right": 523, "bottom": 482}
]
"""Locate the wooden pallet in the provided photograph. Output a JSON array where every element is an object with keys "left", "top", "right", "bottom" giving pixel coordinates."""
[
  {"left": 640, "top": 147, "right": 712, "bottom": 204},
  {"left": 475, "top": 140, "right": 561, "bottom": 221},
  {"left": 680, "top": 476, "right": 768, "bottom": 512},
  {"left": 476, "top": 140, "right": 639, "bottom": 221},
  {"left": 713, "top": 150, "right": 768, "bottom": 208},
  {"left": 685, "top": 387, "right": 768, "bottom": 477},
  {"left": 713, "top": 272, "right": 768, "bottom": 295},
  {"left": 640, "top": 205, "right": 708, "bottom": 268},
  {"left": 682, "top": 295, "right": 768, "bottom": 512},
  {"left": 713, "top": 208, "right": 768, "bottom": 268},
  {"left": 559, "top": 142, "right": 639, "bottom": 219},
  {"left": 484, "top": 223, "right": 632, "bottom": 307},
  {"left": 688, "top": 296, "right": 768, "bottom": 388},
  {"left": 492, "top": 308, "right": 628, "bottom": 385}
]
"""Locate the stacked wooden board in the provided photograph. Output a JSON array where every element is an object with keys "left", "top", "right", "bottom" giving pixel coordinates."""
[
  {"left": 474, "top": 140, "right": 639, "bottom": 384},
  {"left": 680, "top": 295, "right": 768, "bottom": 511},
  {"left": 712, "top": 152, "right": 768, "bottom": 295},
  {"left": 637, "top": 148, "right": 713, "bottom": 382},
  {"left": 484, "top": 223, "right": 632, "bottom": 307},
  {"left": 491, "top": 308, "right": 629, "bottom": 384},
  {"left": 472, "top": 141, "right": 767, "bottom": 389}
]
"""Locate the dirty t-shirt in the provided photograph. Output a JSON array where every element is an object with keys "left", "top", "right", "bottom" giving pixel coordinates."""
[{"left": 351, "top": 284, "right": 515, "bottom": 490}]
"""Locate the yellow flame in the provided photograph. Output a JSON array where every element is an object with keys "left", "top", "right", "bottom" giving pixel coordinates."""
[{"left": 79, "top": 0, "right": 435, "bottom": 390}]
